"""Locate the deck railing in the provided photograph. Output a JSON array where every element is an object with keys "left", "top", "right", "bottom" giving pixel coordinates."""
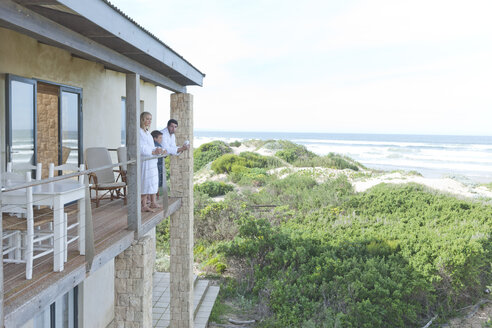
[{"left": 0, "top": 151, "right": 170, "bottom": 282}]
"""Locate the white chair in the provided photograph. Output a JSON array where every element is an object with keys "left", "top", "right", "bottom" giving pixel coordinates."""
[
  {"left": 48, "top": 163, "right": 85, "bottom": 185},
  {"left": 2, "top": 172, "right": 54, "bottom": 280},
  {"left": 7, "top": 162, "right": 42, "bottom": 181},
  {"left": 48, "top": 163, "right": 84, "bottom": 261}
]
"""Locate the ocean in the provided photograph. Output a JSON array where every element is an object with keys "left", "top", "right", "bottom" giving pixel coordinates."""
[{"left": 194, "top": 131, "right": 492, "bottom": 184}]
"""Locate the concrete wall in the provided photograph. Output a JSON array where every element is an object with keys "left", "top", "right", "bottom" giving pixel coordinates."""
[
  {"left": 19, "top": 319, "right": 33, "bottom": 328},
  {"left": 79, "top": 260, "right": 115, "bottom": 328},
  {"left": 0, "top": 27, "right": 158, "bottom": 170}
]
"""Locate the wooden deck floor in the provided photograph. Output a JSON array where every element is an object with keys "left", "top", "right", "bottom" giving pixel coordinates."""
[{"left": 3, "top": 197, "right": 180, "bottom": 321}]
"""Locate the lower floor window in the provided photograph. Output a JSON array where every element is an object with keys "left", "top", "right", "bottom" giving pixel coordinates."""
[{"left": 34, "top": 286, "right": 78, "bottom": 328}]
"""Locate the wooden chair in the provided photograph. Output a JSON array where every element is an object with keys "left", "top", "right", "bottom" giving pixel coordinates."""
[
  {"left": 116, "top": 146, "right": 127, "bottom": 184},
  {"left": 85, "top": 147, "right": 126, "bottom": 208},
  {"left": 2, "top": 172, "right": 54, "bottom": 280},
  {"left": 49, "top": 163, "right": 85, "bottom": 261}
]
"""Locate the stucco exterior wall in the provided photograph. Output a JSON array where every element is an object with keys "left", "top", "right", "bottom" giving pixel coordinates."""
[
  {"left": 79, "top": 260, "right": 115, "bottom": 328},
  {"left": 0, "top": 27, "right": 157, "bottom": 169},
  {"left": 0, "top": 73, "right": 5, "bottom": 171}
]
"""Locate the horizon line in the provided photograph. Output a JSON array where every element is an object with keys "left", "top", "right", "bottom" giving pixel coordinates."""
[{"left": 193, "top": 130, "right": 492, "bottom": 138}]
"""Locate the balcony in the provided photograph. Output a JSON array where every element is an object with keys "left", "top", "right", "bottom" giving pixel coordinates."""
[{"left": 2, "top": 181, "right": 181, "bottom": 323}]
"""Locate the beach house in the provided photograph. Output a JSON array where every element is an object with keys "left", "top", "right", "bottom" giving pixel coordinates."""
[{"left": 0, "top": 0, "right": 206, "bottom": 327}]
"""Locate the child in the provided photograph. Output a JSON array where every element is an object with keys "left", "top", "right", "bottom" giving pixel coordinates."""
[{"left": 151, "top": 130, "right": 166, "bottom": 198}]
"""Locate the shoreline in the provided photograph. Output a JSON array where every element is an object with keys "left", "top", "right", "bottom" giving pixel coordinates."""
[
  {"left": 233, "top": 143, "right": 492, "bottom": 201},
  {"left": 194, "top": 135, "right": 492, "bottom": 186}
]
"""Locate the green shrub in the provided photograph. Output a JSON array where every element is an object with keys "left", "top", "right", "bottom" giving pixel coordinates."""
[
  {"left": 212, "top": 182, "right": 491, "bottom": 326},
  {"left": 250, "top": 174, "right": 353, "bottom": 212},
  {"left": 211, "top": 154, "right": 247, "bottom": 174},
  {"left": 239, "top": 151, "right": 282, "bottom": 169},
  {"left": 211, "top": 152, "right": 281, "bottom": 175},
  {"left": 231, "top": 167, "right": 269, "bottom": 186},
  {"left": 194, "top": 193, "right": 248, "bottom": 242},
  {"left": 294, "top": 152, "right": 361, "bottom": 171},
  {"left": 155, "top": 217, "right": 170, "bottom": 251},
  {"left": 194, "top": 141, "right": 232, "bottom": 172},
  {"left": 229, "top": 140, "right": 242, "bottom": 147},
  {"left": 275, "top": 142, "right": 316, "bottom": 164},
  {"left": 194, "top": 181, "right": 234, "bottom": 197}
]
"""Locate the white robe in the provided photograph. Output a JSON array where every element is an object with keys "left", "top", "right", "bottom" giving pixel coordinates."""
[
  {"left": 140, "top": 128, "right": 158, "bottom": 194},
  {"left": 160, "top": 127, "right": 179, "bottom": 155}
]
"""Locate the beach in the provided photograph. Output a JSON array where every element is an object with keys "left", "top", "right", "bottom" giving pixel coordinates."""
[
  {"left": 195, "top": 131, "right": 492, "bottom": 184},
  {"left": 194, "top": 132, "right": 492, "bottom": 202},
  {"left": 193, "top": 140, "right": 492, "bottom": 202}
]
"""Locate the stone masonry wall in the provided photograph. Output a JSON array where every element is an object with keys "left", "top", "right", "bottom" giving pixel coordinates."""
[
  {"left": 114, "top": 235, "right": 155, "bottom": 328},
  {"left": 37, "top": 83, "right": 59, "bottom": 178},
  {"left": 169, "top": 93, "right": 194, "bottom": 328}
]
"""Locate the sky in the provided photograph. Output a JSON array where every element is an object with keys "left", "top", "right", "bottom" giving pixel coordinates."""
[{"left": 111, "top": 0, "right": 492, "bottom": 136}]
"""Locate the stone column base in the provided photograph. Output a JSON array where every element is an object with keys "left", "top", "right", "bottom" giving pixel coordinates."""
[{"left": 114, "top": 235, "right": 155, "bottom": 328}]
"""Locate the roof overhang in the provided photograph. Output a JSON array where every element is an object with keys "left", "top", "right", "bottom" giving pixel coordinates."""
[{"left": 0, "top": 0, "right": 205, "bottom": 92}]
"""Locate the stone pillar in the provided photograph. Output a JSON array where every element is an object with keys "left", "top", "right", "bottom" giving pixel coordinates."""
[
  {"left": 114, "top": 235, "right": 155, "bottom": 328},
  {"left": 169, "top": 93, "right": 194, "bottom": 328}
]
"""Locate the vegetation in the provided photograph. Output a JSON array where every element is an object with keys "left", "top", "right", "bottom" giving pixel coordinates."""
[
  {"left": 194, "top": 181, "right": 234, "bottom": 197},
  {"left": 293, "top": 152, "right": 363, "bottom": 171},
  {"left": 211, "top": 152, "right": 282, "bottom": 174},
  {"left": 275, "top": 141, "right": 316, "bottom": 163},
  {"left": 158, "top": 139, "right": 492, "bottom": 327},
  {"left": 194, "top": 141, "right": 232, "bottom": 172}
]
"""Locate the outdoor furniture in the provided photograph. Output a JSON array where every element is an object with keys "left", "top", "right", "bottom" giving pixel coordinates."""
[
  {"left": 2, "top": 177, "right": 86, "bottom": 273},
  {"left": 85, "top": 147, "right": 126, "bottom": 208},
  {"left": 2, "top": 172, "right": 54, "bottom": 280},
  {"left": 62, "top": 146, "right": 72, "bottom": 164},
  {"left": 49, "top": 163, "right": 85, "bottom": 261},
  {"left": 49, "top": 163, "right": 85, "bottom": 184},
  {"left": 116, "top": 146, "right": 127, "bottom": 184},
  {"left": 7, "top": 162, "right": 42, "bottom": 181}
]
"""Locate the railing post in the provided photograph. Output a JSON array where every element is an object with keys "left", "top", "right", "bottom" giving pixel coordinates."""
[
  {"left": 125, "top": 73, "right": 142, "bottom": 234},
  {"left": 169, "top": 92, "right": 194, "bottom": 328}
]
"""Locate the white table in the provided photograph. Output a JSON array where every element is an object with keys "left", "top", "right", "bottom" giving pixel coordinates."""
[{"left": 2, "top": 181, "right": 86, "bottom": 272}]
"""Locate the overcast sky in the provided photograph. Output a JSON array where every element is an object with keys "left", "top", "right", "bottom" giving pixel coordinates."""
[{"left": 111, "top": 0, "right": 492, "bottom": 136}]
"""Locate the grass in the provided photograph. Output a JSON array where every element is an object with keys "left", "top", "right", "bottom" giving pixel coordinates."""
[{"left": 208, "top": 295, "right": 234, "bottom": 323}]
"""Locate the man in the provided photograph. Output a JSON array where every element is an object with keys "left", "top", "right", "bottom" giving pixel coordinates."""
[{"left": 160, "top": 119, "right": 190, "bottom": 155}]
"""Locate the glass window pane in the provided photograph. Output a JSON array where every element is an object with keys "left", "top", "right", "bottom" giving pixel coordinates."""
[
  {"left": 61, "top": 91, "right": 79, "bottom": 165},
  {"left": 54, "top": 292, "right": 69, "bottom": 328},
  {"left": 33, "top": 306, "right": 51, "bottom": 328},
  {"left": 121, "top": 97, "right": 126, "bottom": 146},
  {"left": 11, "top": 80, "right": 34, "bottom": 165}
]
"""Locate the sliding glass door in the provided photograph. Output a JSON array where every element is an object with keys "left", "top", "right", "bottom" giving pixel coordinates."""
[
  {"left": 5, "top": 75, "right": 83, "bottom": 174},
  {"left": 60, "top": 87, "right": 82, "bottom": 165}
]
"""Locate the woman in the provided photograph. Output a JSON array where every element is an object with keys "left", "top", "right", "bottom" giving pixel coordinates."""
[{"left": 139, "top": 111, "right": 165, "bottom": 212}]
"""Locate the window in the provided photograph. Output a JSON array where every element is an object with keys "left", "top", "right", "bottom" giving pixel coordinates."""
[
  {"left": 6, "top": 75, "right": 37, "bottom": 166},
  {"left": 61, "top": 88, "right": 82, "bottom": 165},
  {"left": 5, "top": 75, "right": 83, "bottom": 170},
  {"left": 33, "top": 286, "right": 78, "bottom": 328},
  {"left": 121, "top": 97, "right": 126, "bottom": 146}
]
